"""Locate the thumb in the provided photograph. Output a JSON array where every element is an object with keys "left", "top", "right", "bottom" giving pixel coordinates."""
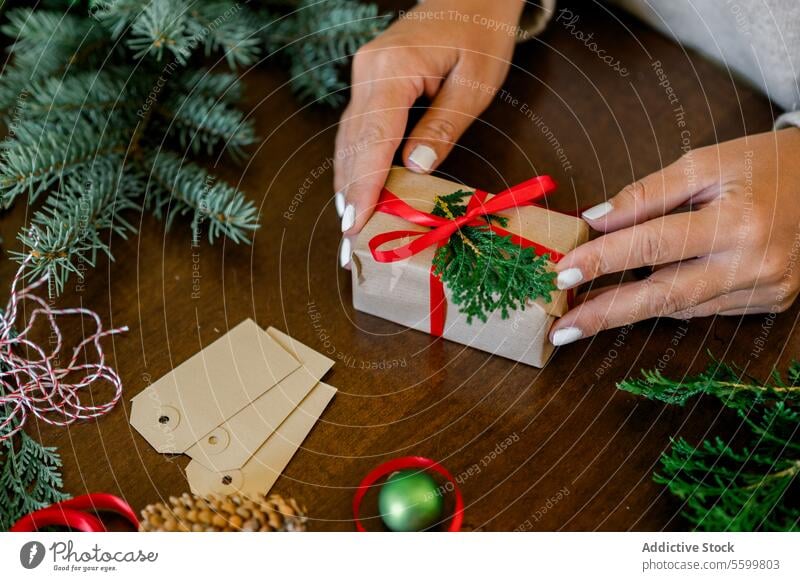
[{"left": 402, "top": 65, "right": 496, "bottom": 173}]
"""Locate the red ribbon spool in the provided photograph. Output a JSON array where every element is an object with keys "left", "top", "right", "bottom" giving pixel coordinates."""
[
  {"left": 353, "top": 456, "right": 464, "bottom": 532},
  {"left": 10, "top": 493, "right": 139, "bottom": 532}
]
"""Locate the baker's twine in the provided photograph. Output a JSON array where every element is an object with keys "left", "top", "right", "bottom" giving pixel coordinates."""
[{"left": 0, "top": 259, "right": 127, "bottom": 441}]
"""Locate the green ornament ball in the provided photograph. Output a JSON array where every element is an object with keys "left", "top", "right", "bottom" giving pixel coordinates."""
[{"left": 378, "top": 470, "right": 444, "bottom": 532}]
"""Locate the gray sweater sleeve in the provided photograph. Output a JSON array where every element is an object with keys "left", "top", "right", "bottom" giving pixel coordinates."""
[
  {"left": 775, "top": 111, "right": 800, "bottom": 130},
  {"left": 516, "top": 0, "right": 557, "bottom": 42},
  {"left": 519, "top": 1, "right": 800, "bottom": 130}
]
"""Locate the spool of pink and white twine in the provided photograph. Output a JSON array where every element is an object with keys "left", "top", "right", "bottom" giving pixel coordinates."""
[{"left": 0, "top": 259, "right": 127, "bottom": 442}]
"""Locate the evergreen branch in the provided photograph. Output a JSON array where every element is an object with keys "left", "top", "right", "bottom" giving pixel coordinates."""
[
  {"left": 159, "top": 91, "right": 257, "bottom": 159},
  {"left": 12, "top": 159, "right": 140, "bottom": 294},
  {"left": 266, "top": 0, "right": 389, "bottom": 61},
  {"left": 288, "top": 47, "right": 348, "bottom": 106},
  {"left": 0, "top": 8, "right": 107, "bottom": 110},
  {"left": 90, "top": 0, "right": 145, "bottom": 39},
  {"left": 186, "top": 1, "right": 262, "bottom": 68},
  {"left": 654, "top": 437, "right": 799, "bottom": 531},
  {"left": 0, "top": 383, "right": 69, "bottom": 531},
  {"left": 430, "top": 190, "right": 556, "bottom": 323},
  {"left": 12, "top": 69, "right": 145, "bottom": 128},
  {"left": 145, "top": 151, "right": 259, "bottom": 244},
  {"left": 0, "top": 119, "right": 127, "bottom": 207},
  {"left": 178, "top": 69, "right": 243, "bottom": 103},
  {"left": 126, "top": 0, "right": 194, "bottom": 64},
  {"left": 265, "top": 0, "right": 390, "bottom": 104},
  {"left": 1, "top": 8, "right": 102, "bottom": 73},
  {"left": 618, "top": 358, "right": 800, "bottom": 408},
  {"left": 0, "top": 0, "right": 385, "bottom": 295},
  {"left": 618, "top": 359, "right": 800, "bottom": 531}
]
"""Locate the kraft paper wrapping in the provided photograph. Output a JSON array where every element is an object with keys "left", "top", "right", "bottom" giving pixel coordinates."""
[{"left": 351, "top": 168, "right": 589, "bottom": 368}]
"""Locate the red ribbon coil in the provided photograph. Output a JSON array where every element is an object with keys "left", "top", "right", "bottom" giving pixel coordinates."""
[
  {"left": 10, "top": 493, "right": 139, "bottom": 532},
  {"left": 353, "top": 456, "right": 464, "bottom": 532}
]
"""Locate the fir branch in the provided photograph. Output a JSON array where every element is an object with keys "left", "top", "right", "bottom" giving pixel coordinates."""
[
  {"left": 430, "top": 190, "right": 556, "bottom": 323},
  {"left": 0, "top": 118, "right": 127, "bottom": 207},
  {"left": 126, "top": 0, "right": 194, "bottom": 64},
  {"left": 265, "top": 0, "right": 390, "bottom": 105},
  {"left": 186, "top": 1, "right": 262, "bottom": 68},
  {"left": 12, "top": 159, "right": 140, "bottom": 294},
  {"left": 1, "top": 8, "right": 103, "bottom": 74},
  {"left": 145, "top": 151, "right": 259, "bottom": 244},
  {"left": 90, "top": 0, "right": 144, "bottom": 40},
  {"left": 159, "top": 91, "right": 257, "bottom": 159},
  {"left": 179, "top": 69, "right": 243, "bottom": 103},
  {"left": 13, "top": 69, "right": 145, "bottom": 128},
  {"left": 0, "top": 0, "right": 387, "bottom": 295}
]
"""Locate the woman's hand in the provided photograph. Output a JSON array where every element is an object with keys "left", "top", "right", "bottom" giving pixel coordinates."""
[
  {"left": 334, "top": 0, "right": 525, "bottom": 266},
  {"left": 549, "top": 128, "right": 800, "bottom": 346}
]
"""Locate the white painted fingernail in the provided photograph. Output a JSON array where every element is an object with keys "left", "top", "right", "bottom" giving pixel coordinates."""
[
  {"left": 339, "top": 237, "right": 351, "bottom": 267},
  {"left": 341, "top": 204, "right": 355, "bottom": 232},
  {"left": 556, "top": 268, "right": 583, "bottom": 290},
  {"left": 334, "top": 191, "right": 345, "bottom": 217},
  {"left": 582, "top": 201, "right": 613, "bottom": 221},
  {"left": 408, "top": 145, "right": 437, "bottom": 173},
  {"left": 551, "top": 327, "right": 583, "bottom": 346}
]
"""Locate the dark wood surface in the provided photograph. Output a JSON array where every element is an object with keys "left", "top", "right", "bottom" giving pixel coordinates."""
[{"left": 4, "top": 1, "right": 793, "bottom": 531}]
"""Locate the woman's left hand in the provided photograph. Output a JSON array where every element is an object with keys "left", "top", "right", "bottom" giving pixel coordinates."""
[{"left": 549, "top": 128, "right": 800, "bottom": 346}]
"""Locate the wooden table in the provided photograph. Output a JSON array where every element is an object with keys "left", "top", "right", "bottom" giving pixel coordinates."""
[{"left": 6, "top": 0, "right": 792, "bottom": 531}]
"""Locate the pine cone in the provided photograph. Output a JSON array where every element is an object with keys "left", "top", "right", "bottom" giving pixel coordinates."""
[{"left": 139, "top": 492, "right": 308, "bottom": 532}]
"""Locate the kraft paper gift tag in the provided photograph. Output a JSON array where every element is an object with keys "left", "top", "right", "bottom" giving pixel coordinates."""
[
  {"left": 130, "top": 319, "right": 300, "bottom": 453},
  {"left": 185, "top": 381, "right": 337, "bottom": 497},
  {"left": 351, "top": 167, "right": 589, "bottom": 368},
  {"left": 184, "top": 327, "right": 334, "bottom": 471}
]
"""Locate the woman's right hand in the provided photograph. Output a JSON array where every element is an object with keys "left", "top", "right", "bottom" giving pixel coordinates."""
[{"left": 335, "top": 0, "right": 526, "bottom": 266}]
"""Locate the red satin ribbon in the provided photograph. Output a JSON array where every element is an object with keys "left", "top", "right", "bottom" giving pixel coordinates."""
[
  {"left": 353, "top": 456, "right": 464, "bottom": 532},
  {"left": 368, "top": 176, "right": 563, "bottom": 336},
  {"left": 10, "top": 493, "right": 139, "bottom": 532}
]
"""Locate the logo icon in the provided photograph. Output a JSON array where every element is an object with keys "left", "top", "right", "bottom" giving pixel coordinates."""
[{"left": 19, "top": 541, "right": 46, "bottom": 569}]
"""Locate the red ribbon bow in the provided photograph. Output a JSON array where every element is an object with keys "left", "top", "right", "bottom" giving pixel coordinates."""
[{"left": 368, "top": 176, "right": 563, "bottom": 336}]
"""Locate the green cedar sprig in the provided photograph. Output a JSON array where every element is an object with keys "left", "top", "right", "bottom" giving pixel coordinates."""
[
  {"left": 0, "top": 381, "right": 69, "bottom": 531},
  {"left": 430, "top": 190, "right": 557, "bottom": 323},
  {"left": 618, "top": 357, "right": 800, "bottom": 531}
]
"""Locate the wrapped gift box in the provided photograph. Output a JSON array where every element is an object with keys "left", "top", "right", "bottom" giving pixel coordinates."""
[{"left": 351, "top": 168, "right": 589, "bottom": 367}]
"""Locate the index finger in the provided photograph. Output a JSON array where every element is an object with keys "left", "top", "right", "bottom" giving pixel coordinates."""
[
  {"left": 339, "top": 80, "right": 417, "bottom": 235},
  {"left": 555, "top": 205, "right": 733, "bottom": 290}
]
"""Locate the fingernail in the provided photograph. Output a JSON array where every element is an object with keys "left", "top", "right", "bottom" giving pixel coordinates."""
[
  {"left": 556, "top": 267, "right": 583, "bottom": 290},
  {"left": 551, "top": 327, "right": 583, "bottom": 346},
  {"left": 334, "top": 191, "right": 345, "bottom": 218},
  {"left": 339, "top": 237, "right": 351, "bottom": 268},
  {"left": 582, "top": 201, "right": 613, "bottom": 221},
  {"left": 341, "top": 204, "right": 355, "bottom": 232},
  {"left": 408, "top": 145, "right": 437, "bottom": 173}
]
